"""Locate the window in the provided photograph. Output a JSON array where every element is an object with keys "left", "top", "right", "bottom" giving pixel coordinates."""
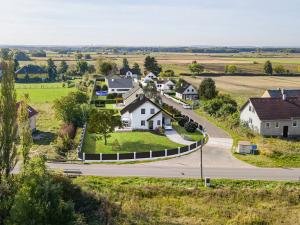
[
  {"left": 141, "top": 108, "right": 145, "bottom": 114},
  {"left": 265, "top": 122, "right": 270, "bottom": 128},
  {"left": 111, "top": 89, "right": 115, "bottom": 91},
  {"left": 293, "top": 121, "right": 297, "bottom": 127},
  {"left": 249, "top": 106, "right": 252, "bottom": 111},
  {"left": 249, "top": 118, "right": 252, "bottom": 124},
  {"left": 187, "top": 89, "right": 190, "bottom": 92},
  {"left": 157, "top": 120, "right": 161, "bottom": 126},
  {"left": 275, "top": 122, "right": 279, "bottom": 128},
  {"left": 141, "top": 120, "right": 145, "bottom": 126},
  {"left": 150, "top": 108, "right": 155, "bottom": 114},
  {"left": 191, "top": 89, "right": 194, "bottom": 92}
]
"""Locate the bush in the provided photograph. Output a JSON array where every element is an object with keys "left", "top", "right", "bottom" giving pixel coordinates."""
[
  {"left": 203, "top": 94, "right": 237, "bottom": 117},
  {"left": 59, "top": 123, "right": 76, "bottom": 139},
  {"left": 184, "top": 121, "right": 198, "bottom": 133},
  {"left": 153, "top": 126, "right": 164, "bottom": 135},
  {"left": 178, "top": 117, "right": 189, "bottom": 127},
  {"left": 56, "top": 135, "right": 74, "bottom": 155},
  {"left": 102, "top": 84, "right": 108, "bottom": 91}
]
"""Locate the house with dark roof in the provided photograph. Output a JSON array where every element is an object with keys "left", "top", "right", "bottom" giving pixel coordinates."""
[
  {"left": 16, "top": 102, "right": 39, "bottom": 131},
  {"left": 120, "top": 95, "right": 173, "bottom": 130},
  {"left": 122, "top": 84, "right": 144, "bottom": 106},
  {"left": 155, "top": 79, "right": 175, "bottom": 92},
  {"left": 175, "top": 81, "right": 198, "bottom": 100},
  {"left": 106, "top": 78, "right": 134, "bottom": 94},
  {"left": 240, "top": 96, "right": 300, "bottom": 137},
  {"left": 262, "top": 88, "right": 300, "bottom": 98}
]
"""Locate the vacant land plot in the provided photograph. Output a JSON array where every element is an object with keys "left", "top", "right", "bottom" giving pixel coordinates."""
[
  {"left": 82, "top": 131, "right": 183, "bottom": 154},
  {"left": 184, "top": 75, "right": 300, "bottom": 105},
  {"left": 74, "top": 176, "right": 300, "bottom": 225}
]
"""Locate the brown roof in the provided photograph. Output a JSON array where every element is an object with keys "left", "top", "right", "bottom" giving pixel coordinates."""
[
  {"left": 241, "top": 97, "right": 300, "bottom": 120},
  {"left": 16, "top": 102, "right": 38, "bottom": 118}
]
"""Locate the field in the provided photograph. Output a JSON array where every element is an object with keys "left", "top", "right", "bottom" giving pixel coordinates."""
[
  {"left": 82, "top": 131, "right": 183, "bottom": 154},
  {"left": 74, "top": 176, "right": 300, "bottom": 225},
  {"left": 15, "top": 83, "right": 76, "bottom": 158},
  {"left": 184, "top": 75, "right": 300, "bottom": 105}
]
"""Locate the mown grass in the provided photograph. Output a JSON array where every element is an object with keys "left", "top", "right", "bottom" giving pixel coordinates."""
[
  {"left": 173, "top": 122, "right": 203, "bottom": 141},
  {"left": 82, "top": 131, "right": 184, "bottom": 154},
  {"left": 74, "top": 176, "right": 300, "bottom": 225}
]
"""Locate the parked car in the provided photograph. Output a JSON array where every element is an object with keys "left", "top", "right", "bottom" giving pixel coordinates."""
[{"left": 183, "top": 104, "right": 192, "bottom": 109}]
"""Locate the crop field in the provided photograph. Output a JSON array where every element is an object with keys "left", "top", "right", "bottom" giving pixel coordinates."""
[{"left": 183, "top": 75, "right": 300, "bottom": 105}]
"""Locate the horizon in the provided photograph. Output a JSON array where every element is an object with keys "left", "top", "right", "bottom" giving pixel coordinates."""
[{"left": 0, "top": 0, "right": 299, "bottom": 47}]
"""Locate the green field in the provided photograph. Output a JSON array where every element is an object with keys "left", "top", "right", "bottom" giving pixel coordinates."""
[
  {"left": 82, "top": 131, "right": 183, "bottom": 154},
  {"left": 16, "top": 83, "right": 75, "bottom": 103},
  {"left": 74, "top": 176, "right": 300, "bottom": 225}
]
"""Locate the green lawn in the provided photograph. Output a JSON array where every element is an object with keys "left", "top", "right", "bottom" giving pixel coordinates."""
[
  {"left": 15, "top": 83, "right": 76, "bottom": 103},
  {"left": 82, "top": 131, "right": 184, "bottom": 154},
  {"left": 74, "top": 176, "right": 300, "bottom": 225},
  {"left": 173, "top": 122, "right": 203, "bottom": 141}
]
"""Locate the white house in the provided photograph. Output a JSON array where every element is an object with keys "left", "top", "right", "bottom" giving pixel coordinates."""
[
  {"left": 141, "top": 72, "right": 157, "bottom": 86},
  {"left": 16, "top": 102, "right": 38, "bottom": 131},
  {"left": 155, "top": 79, "right": 175, "bottom": 92},
  {"left": 240, "top": 96, "right": 300, "bottom": 138},
  {"left": 175, "top": 81, "right": 198, "bottom": 100},
  {"left": 262, "top": 88, "right": 300, "bottom": 98},
  {"left": 120, "top": 95, "right": 173, "bottom": 130},
  {"left": 106, "top": 78, "right": 134, "bottom": 94}
]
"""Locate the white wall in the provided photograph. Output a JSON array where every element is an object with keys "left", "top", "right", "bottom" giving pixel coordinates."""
[
  {"left": 30, "top": 115, "right": 37, "bottom": 131},
  {"left": 240, "top": 101, "right": 261, "bottom": 133}
]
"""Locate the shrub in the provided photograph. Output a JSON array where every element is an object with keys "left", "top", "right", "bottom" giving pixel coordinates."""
[
  {"left": 102, "top": 84, "right": 108, "bottom": 91},
  {"left": 184, "top": 121, "right": 198, "bottom": 133},
  {"left": 154, "top": 126, "right": 165, "bottom": 135},
  {"left": 59, "top": 123, "right": 76, "bottom": 139},
  {"left": 178, "top": 117, "right": 189, "bottom": 127},
  {"left": 56, "top": 135, "right": 74, "bottom": 155}
]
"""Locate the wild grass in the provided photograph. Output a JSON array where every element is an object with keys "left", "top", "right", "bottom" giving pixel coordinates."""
[{"left": 74, "top": 176, "right": 300, "bottom": 225}]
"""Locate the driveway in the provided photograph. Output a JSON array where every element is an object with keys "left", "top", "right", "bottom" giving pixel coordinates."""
[{"left": 165, "top": 130, "right": 194, "bottom": 145}]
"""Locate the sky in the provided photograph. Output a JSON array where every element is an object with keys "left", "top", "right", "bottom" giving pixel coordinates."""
[{"left": 0, "top": 0, "right": 299, "bottom": 47}]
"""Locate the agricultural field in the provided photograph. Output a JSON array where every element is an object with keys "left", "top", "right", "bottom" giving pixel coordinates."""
[
  {"left": 74, "top": 176, "right": 300, "bottom": 225},
  {"left": 184, "top": 75, "right": 300, "bottom": 105},
  {"left": 82, "top": 131, "right": 183, "bottom": 154}
]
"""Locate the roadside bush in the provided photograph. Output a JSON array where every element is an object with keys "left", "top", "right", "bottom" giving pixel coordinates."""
[
  {"left": 56, "top": 135, "right": 74, "bottom": 155},
  {"left": 178, "top": 117, "right": 189, "bottom": 127},
  {"left": 184, "top": 121, "right": 198, "bottom": 133},
  {"left": 107, "top": 93, "right": 118, "bottom": 99},
  {"left": 203, "top": 94, "right": 237, "bottom": 117}
]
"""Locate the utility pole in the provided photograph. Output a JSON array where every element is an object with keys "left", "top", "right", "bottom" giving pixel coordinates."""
[{"left": 200, "top": 138, "right": 203, "bottom": 180}]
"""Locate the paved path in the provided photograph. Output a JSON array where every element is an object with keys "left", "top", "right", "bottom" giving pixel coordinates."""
[{"left": 165, "top": 130, "right": 194, "bottom": 145}]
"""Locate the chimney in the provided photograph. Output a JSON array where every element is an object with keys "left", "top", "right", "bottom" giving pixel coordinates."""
[{"left": 112, "top": 79, "right": 114, "bottom": 82}]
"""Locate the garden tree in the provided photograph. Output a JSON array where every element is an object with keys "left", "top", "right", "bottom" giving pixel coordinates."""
[
  {"left": 7, "top": 157, "right": 77, "bottom": 225},
  {"left": 264, "top": 60, "right": 273, "bottom": 75},
  {"left": 143, "top": 82, "right": 159, "bottom": 101},
  {"left": 144, "top": 56, "right": 162, "bottom": 75},
  {"left": 0, "top": 60, "right": 18, "bottom": 180},
  {"left": 175, "top": 78, "right": 185, "bottom": 89},
  {"left": 88, "top": 109, "right": 122, "bottom": 145},
  {"left": 96, "top": 59, "right": 118, "bottom": 76},
  {"left": 199, "top": 78, "right": 218, "bottom": 99},
  {"left": 132, "top": 63, "right": 141, "bottom": 75},
  {"left": 84, "top": 54, "right": 92, "bottom": 60},
  {"left": 0, "top": 48, "right": 11, "bottom": 60},
  {"left": 122, "top": 58, "right": 130, "bottom": 70},
  {"left": 203, "top": 94, "right": 237, "bottom": 117},
  {"left": 53, "top": 91, "right": 89, "bottom": 127},
  {"left": 58, "top": 60, "right": 69, "bottom": 74},
  {"left": 76, "top": 60, "right": 89, "bottom": 75},
  {"left": 225, "top": 65, "right": 237, "bottom": 74},
  {"left": 17, "top": 94, "right": 33, "bottom": 165},
  {"left": 88, "top": 64, "right": 96, "bottom": 74},
  {"left": 274, "top": 65, "right": 286, "bottom": 74},
  {"left": 75, "top": 52, "right": 83, "bottom": 60},
  {"left": 47, "top": 58, "right": 57, "bottom": 81},
  {"left": 189, "top": 61, "right": 204, "bottom": 75}
]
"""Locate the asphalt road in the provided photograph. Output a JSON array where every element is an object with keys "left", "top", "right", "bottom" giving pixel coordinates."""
[{"left": 46, "top": 95, "right": 300, "bottom": 181}]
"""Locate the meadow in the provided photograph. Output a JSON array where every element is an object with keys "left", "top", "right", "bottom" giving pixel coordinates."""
[{"left": 74, "top": 176, "right": 300, "bottom": 225}]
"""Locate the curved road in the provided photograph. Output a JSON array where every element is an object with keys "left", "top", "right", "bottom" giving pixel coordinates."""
[{"left": 48, "top": 96, "right": 300, "bottom": 181}]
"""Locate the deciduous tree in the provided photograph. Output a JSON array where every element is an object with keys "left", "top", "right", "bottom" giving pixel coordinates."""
[
  {"left": 144, "top": 56, "right": 162, "bottom": 75},
  {"left": 189, "top": 61, "right": 204, "bottom": 75},
  {"left": 264, "top": 61, "right": 273, "bottom": 75},
  {"left": 88, "top": 109, "right": 122, "bottom": 145},
  {"left": 274, "top": 65, "right": 286, "bottom": 75},
  {"left": 199, "top": 78, "right": 217, "bottom": 99},
  {"left": 58, "top": 60, "right": 69, "bottom": 74},
  {"left": 47, "top": 58, "right": 57, "bottom": 81},
  {"left": 132, "top": 63, "right": 141, "bottom": 75}
]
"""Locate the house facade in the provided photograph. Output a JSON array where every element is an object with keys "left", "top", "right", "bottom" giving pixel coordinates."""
[
  {"left": 120, "top": 96, "right": 173, "bottom": 130},
  {"left": 156, "top": 80, "right": 175, "bottom": 92},
  {"left": 106, "top": 78, "right": 134, "bottom": 94},
  {"left": 240, "top": 97, "right": 300, "bottom": 137},
  {"left": 175, "top": 81, "right": 198, "bottom": 100},
  {"left": 16, "top": 102, "right": 38, "bottom": 131}
]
